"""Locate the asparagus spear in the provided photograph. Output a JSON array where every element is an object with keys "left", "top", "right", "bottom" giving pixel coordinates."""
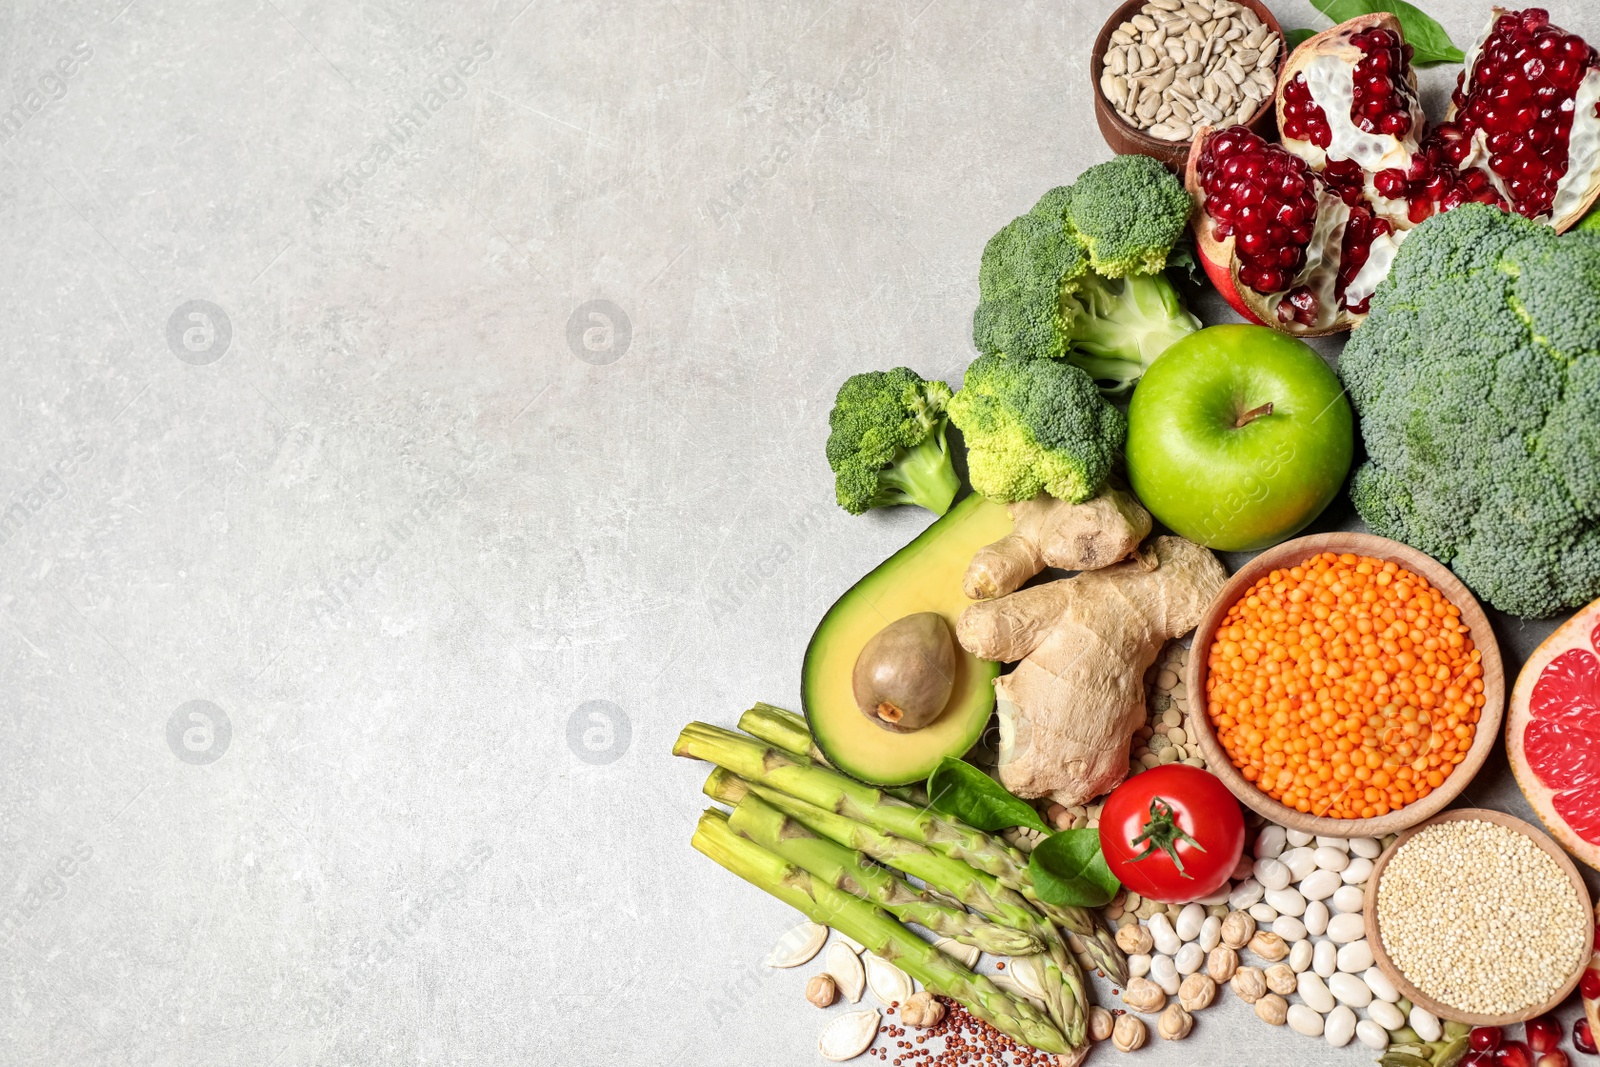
[
  {"left": 676, "top": 721, "right": 1125, "bottom": 981},
  {"left": 705, "top": 768, "right": 1084, "bottom": 1047},
  {"left": 692, "top": 808, "right": 1071, "bottom": 1056},
  {"left": 736, "top": 703, "right": 927, "bottom": 806},
  {"left": 727, "top": 790, "right": 1045, "bottom": 957}
]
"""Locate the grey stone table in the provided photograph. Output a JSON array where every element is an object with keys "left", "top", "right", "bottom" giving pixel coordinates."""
[{"left": 3, "top": 1, "right": 1596, "bottom": 1064}]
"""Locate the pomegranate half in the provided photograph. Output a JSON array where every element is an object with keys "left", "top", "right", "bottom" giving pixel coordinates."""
[
  {"left": 1433, "top": 7, "right": 1600, "bottom": 230},
  {"left": 1186, "top": 125, "right": 1390, "bottom": 335},
  {"left": 1507, "top": 597, "right": 1600, "bottom": 871}
]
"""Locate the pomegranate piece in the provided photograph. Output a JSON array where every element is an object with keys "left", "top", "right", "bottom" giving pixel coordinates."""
[
  {"left": 1441, "top": 7, "right": 1600, "bottom": 228},
  {"left": 1273, "top": 14, "right": 1427, "bottom": 183},
  {"left": 1525, "top": 1015, "right": 1563, "bottom": 1055},
  {"left": 1541, "top": 1053, "right": 1574, "bottom": 1067},
  {"left": 1584, "top": 968, "right": 1600, "bottom": 1001},
  {"left": 1186, "top": 125, "right": 1376, "bottom": 335},
  {"left": 1476, "top": 1028, "right": 1508, "bottom": 1053}
]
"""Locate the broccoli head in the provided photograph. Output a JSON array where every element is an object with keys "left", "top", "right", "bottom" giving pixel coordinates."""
[
  {"left": 972, "top": 157, "right": 1199, "bottom": 396},
  {"left": 826, "top": 367, "right": 959, "bottom": 516},
  {"left": 946, "top": 353, "right": 1126, "bottom": 504},
  {"left": 1340, "top": 203, "right": 1600, "bottom": 617}
]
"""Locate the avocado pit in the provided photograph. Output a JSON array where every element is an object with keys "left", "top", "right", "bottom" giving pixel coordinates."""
[{"left": 851, "top": 612, "right": 957, "bottom": 733}]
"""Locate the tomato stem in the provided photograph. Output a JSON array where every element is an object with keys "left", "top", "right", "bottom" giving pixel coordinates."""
[{"left": 1128, "top": 797, "right": 1205, "bottom": 878}]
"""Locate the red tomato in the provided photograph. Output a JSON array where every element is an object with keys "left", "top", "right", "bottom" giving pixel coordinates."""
[{"left": 1098, "top": 764, "right": 1244, "bottom": 903}]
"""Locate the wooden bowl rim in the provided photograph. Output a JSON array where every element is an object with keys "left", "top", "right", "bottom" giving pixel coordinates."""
[
  {"left": 1090, "top": 0, "right": 1284, "bottom": 158},
  {"left": 1183, "top": 531, "right": 1506, "bottom": 838},
  {"left": 1361, "top": 807, "right": 1593, "bottom": 1026}
]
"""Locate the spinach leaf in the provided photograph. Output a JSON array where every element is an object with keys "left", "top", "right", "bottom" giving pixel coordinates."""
[
  {"left": 926, "top": 757, "right": 1050, "bottom": 835},
  {"left": 1285, "top": 28, "right": 1317, "bottom": 50},
  {"left": 1311, "top": 0, "right": 1465, "bottom": 64},
  {"left": 1028, "top": 829, "right": 1121, "bottom": 908}
]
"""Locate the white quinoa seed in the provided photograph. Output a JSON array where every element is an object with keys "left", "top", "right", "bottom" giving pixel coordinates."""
[{"left": 1375, "top": 820, "right": 1588, "bottom": 1015}]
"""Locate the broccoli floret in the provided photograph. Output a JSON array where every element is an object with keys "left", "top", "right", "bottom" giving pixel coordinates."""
[
  {"left": 1341, "top": 203, "right": 1600, "bottom": 617},
  {"left": 946, "top": 353, "right": 1125, "bottom": 504},
  {"left": 1066, "top": 153, "right": 1194, "bottom": 278},
  {"left": 972, "top": 159, "right": 1199, "bottom": 397},
  {"left": 826, "top": 367, "right": 960, "bottom": 516}
]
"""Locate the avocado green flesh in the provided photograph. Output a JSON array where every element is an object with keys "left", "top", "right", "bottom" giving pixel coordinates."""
[{"left": 802, "top": 494, "right": 1012, "bottom": 786}]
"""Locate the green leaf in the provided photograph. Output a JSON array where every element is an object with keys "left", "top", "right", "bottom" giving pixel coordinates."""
[
  {"left": 1285, "top": 27, "right": 1317, "bottom": 50},
  {"left": 1310, "top": 0, "right": 1465, "bottom": 64},
  {"left": 925, "top": 757, "right": 1050, "bottom": 835},
  {"left": 1028, "top": 829, "right": 1120, "bottom": 908}
]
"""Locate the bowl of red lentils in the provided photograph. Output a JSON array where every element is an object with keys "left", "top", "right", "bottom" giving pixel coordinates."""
[{"left": 1185, "top": 532, "right": 1505, "bottom": 838}]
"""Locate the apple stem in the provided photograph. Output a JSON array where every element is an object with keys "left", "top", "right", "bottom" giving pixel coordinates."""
[{"left": 1234, "top": 401, "right": 1274, "bottom": 428}]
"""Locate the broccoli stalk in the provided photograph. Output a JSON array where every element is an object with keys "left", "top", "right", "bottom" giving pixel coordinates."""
[
  {"left": 973, "top": 155, "right": 1198, "bottom": 395},
  {"left": 1062, "top": 271, "right": 1199, "bottom": 396},
  {"left": 826, "top": 368, "right": 960, "bottom": 517}
]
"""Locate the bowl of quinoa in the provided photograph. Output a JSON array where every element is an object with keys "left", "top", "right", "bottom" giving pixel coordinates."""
[{"left": 1366, "top": 809, "right": 1592, "bottom": 1025}]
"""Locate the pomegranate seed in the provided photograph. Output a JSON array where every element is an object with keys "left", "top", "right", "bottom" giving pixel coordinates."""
[
  {"left": 1539, "top": 1052, "right": 1572, "bottom": 1067},
  {"left": 1474, "top": 1028, "right": 1506, "bottom": 1053},
  {"left": 1467, "top": 1054, "right": 1502, "bottom": 1067},
  {"left": 1584, "top": 969, "right": 1600, "bottom": 1000},
  {"left": 1525, "top": 1018, "right": 1562, "bottom": 1055},
  {"left": 1501, "top": 1042, "right": 1536, "bottom": 1067},
  {"left": 1568, "top": 1017, "right": 1593, "bottom": 1062}
]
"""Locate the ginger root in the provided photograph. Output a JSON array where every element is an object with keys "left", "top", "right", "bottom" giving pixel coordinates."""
[
  {"left": 956, "top": 536, "right": 1225, "bottom": 806},
  {"left": 962, "top": 488, "right": 1152, "bottom": 600}
]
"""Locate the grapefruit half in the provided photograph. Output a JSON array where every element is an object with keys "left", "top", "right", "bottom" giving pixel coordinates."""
[{"left": 1508, "top": 597, "right": 1600, "bottom": 870}]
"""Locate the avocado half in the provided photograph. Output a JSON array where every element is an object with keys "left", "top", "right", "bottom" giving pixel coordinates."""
[{"left": 802, "top": 494, "right": 1011, "bottom": 786}]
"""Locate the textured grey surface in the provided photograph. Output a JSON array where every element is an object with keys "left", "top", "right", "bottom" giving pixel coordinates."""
[{"left": 3, "top": 1, "right": 1598, "bottom": 1064}]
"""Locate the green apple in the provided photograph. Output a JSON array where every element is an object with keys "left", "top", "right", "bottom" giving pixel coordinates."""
[{"left": 1126, "top": 324, "right": 1353, "bottom": 552}]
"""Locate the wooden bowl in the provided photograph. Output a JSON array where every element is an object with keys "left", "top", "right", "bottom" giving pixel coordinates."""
[
  {"left": 1184, "top": 532, "right": 1505, "bottom": 838},
  {"left": 1091, "top": 0, "right": 1285, "bottom": 170},
  {"left": 1363, "top": 808, "right": 1593, "bottom": 1025}
]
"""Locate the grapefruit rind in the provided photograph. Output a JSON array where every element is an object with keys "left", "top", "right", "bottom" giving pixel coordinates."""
[{"left": 1508, "top": 598, "right": 1600, "bottom": 870}]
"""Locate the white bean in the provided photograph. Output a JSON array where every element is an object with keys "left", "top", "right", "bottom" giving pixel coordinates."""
[
  {"left": 1280, "top": 847, "right": 1318, "bottom": 881},
  {"left": 1265, "top": 886, "right": 1306, "bottom": 917},
  {"left": 1341, "top": 857, "right": 1374, "bottom": 885},
  {"left": 1304, "top": 900, "right": 1330, "bottom": 937},
  {"left": 1287, "top": 829, "right": 1314, "bottom": 847},
  {"left": 1326, "top": 913, "right": 1365, "bottom": 943},
  {"left": 1248, "top": 902, "right": 1279, "bottom": 923},
  {"left": 1313, "top": 939, "right": 1338, "bottom": 978},
  {"left": 1296, "top": 971, "right": 1336, "bottom": 1012},
  {"left": 1289, "top": 939, "right": 1313, "bottom": 973},
  {"left": 1300, "top": 869, "right": 1341, "bottom": 901},
  {"left": 1337, "top": 940, "right": 1374, "bottom": 974},
  {"left": 1357, "top": 1019, "right": 1391, "bottom": 1050},
  {"left": 1315, "top": 836, "right": 1349, "bottom": 852},
  {"left": 1254, "top": 825, "right": 1287, "bottom": 859},
  {"left": 1273, "top": 915, "right": 1307, "bottom": 942},
  {"left": 1193, "top": 885, "right": 1231, "bottom": 905},
  {"left": 1175, "top": 903, "right": 1205, "bottom": 942},
  {"left": 1198, "top": 916, "right": 1221, "bottom": 953},
  {"left": 1288, "top": 1004, "right": 1325, "bottom": 1036},
  {"left": 1157, "top": 968, "right": 1181, "bottom": 995},
  {"left": 1363, "top": 966, "right": 1399, "bottom": 1003},
  {"left": 1331, "top": 886, "right": 1365, "bottom": 913},
  {"left": 1150, "top": 913, "right": 1182, "bottom": 956},
  {"left": 1367, "top": 999, "right": 1406, "bottom": 1030},
  {"left": 1325, "top": 1005, "right": 1357, "bottom": 1048},
  {"left": 1128, "top": 953, "right": 1152, "bottom": 977},
  {"left": 1151, "top": 953, "right": 1177, "bottom": 983},
  {"left": 1410, "top": 1005, "right": 1441, "bottom": 1042},
  {"left": 1229, "top": 878, "right": 1264, "bottom": 909},
  {"left": 1254, "top": 857, "right": 1291, "bottom": 890},
  {"left": 1314, "top": 846, "right": 1350, "bottom": 872},
  {"left": 1175, "top": 942, "right": 1204, "bottom": 975},
  {"left": 1329, "top": 971, "right": 1373, "bottom": 1008},
  {"left": 1349, "top": 837, "right": 1382, "bottom": 859}
]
